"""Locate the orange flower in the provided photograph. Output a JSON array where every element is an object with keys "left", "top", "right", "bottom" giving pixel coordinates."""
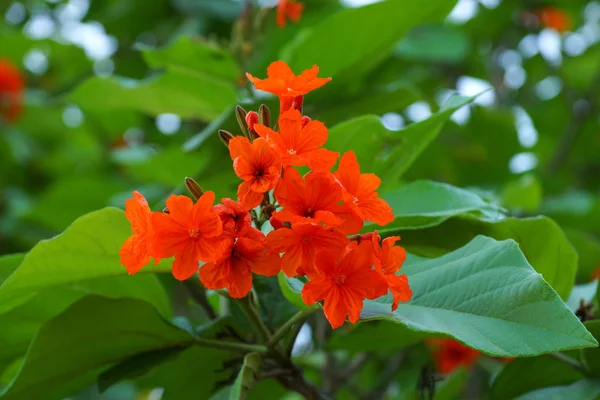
[
  {"left": 152, "top": 192, "right": 226, "bottom": 281},
  {"left": 302, "top": 241, "right": 388, "bottom": 329},
  {"left": 0, "top": 58, "right": 25, "bottom": 123},
  {"left": 229, "top": 136, "right": 282, "bottom": 210},
  {"left": 255, "top": 109, "right": 339, "bottom": 172},
  {"left": 276, "top": 0, "right": 304, "bottom": 28},
  {"left": 334, "top": 151, "right": 394, "bottom": 226},
  {"left": 120, "top": 191, "right": 158, "bottom": 274},
  {"left": 199, "top": 238, "right": 281, "bottom": 298},
  {"left": 214, "top": 198, "right": 265, "bottom": 242},
  {"left": 371, "top": 232, "right": 411, "bottom": 311},
  {"left": 274, "top": 168, "right": 363, "bottom": 234},
  {"left": 536, "top": 7, "right": 571, "bottom": 33},
  {"left": 246, "top": 61, "right": 331, "bottom": 113},
  {"left": 267, "top": 222, "right": 349, "bottom": 278},
  {"left": 428, "top": 339, "right": 480, "bottom": 375}
]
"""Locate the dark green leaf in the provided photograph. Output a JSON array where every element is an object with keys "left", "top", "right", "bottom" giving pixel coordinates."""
[
  {"left": 583, "top": 321, "right": 600, "bottom": 378},
  {"left": 396, "top": 25, "right": 471, "bottom": 63},
  {"left": 0, "top": 296, "right": 194, "bottom": 400},
  {"left": 514, "top": 379, "right": 600, "bottom": 400},
  {"left": 490, "top": 355, "right": 584, "bottom": 400},
  {"left": 434, "top": 367, "right": 468, "bottom": 400},
  {"left": 229, "top": 353, "right": 261, "bottom": 400}
]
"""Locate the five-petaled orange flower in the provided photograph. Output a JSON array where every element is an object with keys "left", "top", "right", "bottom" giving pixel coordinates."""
[
  {"left": 120, "top": 191, "right": 157, "bottom": 274},
  {"left": 200, "top": 238, "right": 281, "bottom": 298},
  {"left": 302, "top": 241, "right": 388, "bottom": 329},
  {"left": 371, "top": 232, "right": 411, "bottom": 311},
  {"left": 0, "top": 58, "right": 25, "bottom": 123},
  {"left": 214, "top": 198, "right": 265, "bottom": 243},
  {"left": 536, "top": 7, "right": 571, "bottom": 33},
  {"left": 152, "top": 192, "right": 225, "bottom": 281},
  {"left": 335, "top": 151, "right": 395, "bottom": 226},
  {"left": 255, "top": 108, "right": 339, "bottom": 172},
  {"left": 229, "top": 136, "right": 282, "bottom": 210},
  {"left": 274, "top": 168, "right": 363, "bottom": 234},
  {"left": 246, "top": 61, "right": 331, "bottom": 113},
  {"left": 276, "top": 0, "right": 304, "bottom": 28},
  {"left": 428, "top": 339, "right": 481, "bottom": 375},
  {"left": 267, "top": 222, "right": 349, "bottom": 278}
]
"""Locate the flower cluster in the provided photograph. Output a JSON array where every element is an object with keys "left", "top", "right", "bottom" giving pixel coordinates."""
[
  {"left": 120, "top": 60, "right": 412, "bottom": 329},
  {"left": 0, "top": 58, "right": 25, "bottom": 123},
  {"left": 427, "top": 339, "right": 481, "bottom": 375},
  {"left": 275, "top": 0, "right": 304, "bottom": 28}
]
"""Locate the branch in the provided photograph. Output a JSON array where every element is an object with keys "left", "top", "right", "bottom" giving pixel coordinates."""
[
  {"left": 267, "top": 305, "right": 318, "bottom": 348},
  {"left": 194, "top": 337, "right": 267, "bottom": 354}
]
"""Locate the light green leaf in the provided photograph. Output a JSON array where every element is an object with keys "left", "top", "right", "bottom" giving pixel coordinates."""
[
  {"left": 327, "top": 95, "right": 474, "bottom": 180},
  {"left": 377, "top": 180, "right": 503, "bottom": 231},
  {"left": 360, "top": 236, "right": 596, "bottom": 357},
  {"left": 490, "top": 355, "right": 584, "bottom": 400},
  {"left": 514, "top": 379, "right": 600, "bottom": 400},
  {"left": 0, "top": 207, "right": 172, "bottom": 315},
  {"left": 281, "top": 0, "right": 459, "bottom": 87},
  {"left": 277, "top": 272, "right": 307, "bottom": 310},
  {"left": 501, "top": 174, "right": 543, "bottom": 212},
  {"left": 0, "top": 296, "right": 194, "bottom": 400},
  {"left": 229, "top": 353, "right": 261, "bottom": 400},
  {"left": 396, "top": 25, "right": 471, "bottom": 64},
  {"left": 68, "top": 69, "right": 236, "bottom": 121}
]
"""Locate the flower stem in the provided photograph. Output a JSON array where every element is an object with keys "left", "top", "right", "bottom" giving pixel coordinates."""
[
  {"left": 267, "top": 305, "right": 319, "bottom": 349},
  {"left": 237, "top": 296, "right": 272, "bottom": 343},
  {"left": 194, "top": 337, "right": 267, "bottom": 354}
]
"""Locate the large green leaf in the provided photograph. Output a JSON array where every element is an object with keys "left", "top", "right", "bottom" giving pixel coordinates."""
[
  {"left": 0, "top": 208, "right": 171, "bottom": 315},
  {"left": 68, "top": 69, "right": 236, "bottom": 121},
  {"left": 378, "top": 181, "right": 577, "bottom": 299},
  {"left": 361, "top": 236, "right": 596, "bottom": 356},
  {"left": 0, "top": 296, "right": 194, "bottom": 400},
  {"left": 281, "top": 0, "right": 458, "bottom": 88},
  {"left": 327, "top": 95, "right": 474, "bottom": 182},
  {"left": 490, "top": 355, "right": 584, "bottom": 400},
  {"left": 282, "top": 236, "right": 595, "bottom": 356},
  {"left": 514, "top": 379, "right": 600, "bottom": 400},
  {"left": 229, "top": 353, "right": 261, "bottom": 400}
]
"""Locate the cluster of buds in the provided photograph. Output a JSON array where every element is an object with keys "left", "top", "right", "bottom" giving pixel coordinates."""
[{"left": 120, "top": 60, "right": 412, "bottom": 328}]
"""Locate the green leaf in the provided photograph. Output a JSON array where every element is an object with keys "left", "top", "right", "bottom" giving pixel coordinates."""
[
  {"left": 377, "top": 180, "right": 503, "bottom": 231},
  {"left": 68, "top": 69, "right": 236, "bottom": 121},
  {"left": 434, "top": 368, "right": 468, "bottom": 400},
  {"left": 327, "top": 94, "right": 474, "bottom": 180},
  {"left": 0, "top": 296, "right": 194, "bottom": 400},
  {"left": 566, "top": 281, "right": 598, "bottom": 313},
  {"left": 97, "top": 346, "right": 188, "bottom": 393},
  {"left": 0, "top": 254, "right": 24, "bottom": 284},
  {"left": 378, "top": 181, "right": 576, "bottom": 299},
  {"left": 140, "top": 36, "right": 239, "bottom": 83},
  {"left": 583, "top": 321, "right": 600, "bottom": 377},
  {"left": 490, "top": 355, "right": 585, "bottom": 400},
  {"left": 514, "top": 379, "right": 600, "bottom": 400},
  {"left": 501, "top": 174, "right": 543, "bottom": 212},
  {"left": 563, "top": 227, "right": 600, "bottom": 281},
  {"left": 281, "top": 0, "right": 459, "bottom": 88},
  {"left": 396, "top": 25, "right": 471, "bottom": 64},
  {"left": 0, "top": 207, "right": 172, "bottom": 315},
  {"left": 277, "top": 272, "right": 307, "bottom": 310},
  {"left": 327, "top": 321, "right": 433, "bottom": 353},
  {"left": 229, "top": 353, "right": 261, "bottom": 400},
  {"left": 136, "top": 346, "right": 232, "bottom": 400},
  {"left": 360, "top": 236, "right": 596, "bottom": 357}
]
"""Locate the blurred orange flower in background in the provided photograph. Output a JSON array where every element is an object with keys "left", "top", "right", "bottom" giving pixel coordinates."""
[{"left": 0, "top": 58, "right": 25, "bottom": 123}]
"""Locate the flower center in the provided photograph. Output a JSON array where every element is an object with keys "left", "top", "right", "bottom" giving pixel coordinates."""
[
  {"left": 287, "top": 148, "right": 297, "bottom": 156},
  {"left": 333, "top": 274, "right": 346, "bottom": 285},
  {"left": 189, "top": 227, "right": 201, "bottom": 238},
  {"left": 305, "top": 208, "right": 315, "bottom": 218},
  {"left": 352, "top": 196, "right": 359, "bottom": 206}
]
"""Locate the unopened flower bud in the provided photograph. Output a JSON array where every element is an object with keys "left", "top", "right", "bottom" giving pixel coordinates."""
[
  {"left": 185, "top": 177, "right": 204, "bottom": 200},
  {"left": 235, "top": 105, "right": 251, "bottom": 138},
  {"left": 269, "top": 216, "right": 285, "bottom": 230},
  {"left": 301, "top": 115, "right": 311, "bottom": 127},
  {"left": 245, "top": 111, "right": 259, "bottom": 133},
  {"left": 258, "top": 104, "right": 271, "bottom": 128},
  {"left": 292, "top": 95, "right": 304, "bottom": 112},
  {"left": 219, "top": 129, "right": 234, "bottom": 147}
]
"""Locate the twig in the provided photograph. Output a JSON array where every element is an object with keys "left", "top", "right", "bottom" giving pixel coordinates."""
[
  {"left": 236, "top": 296, "right": 272, "bottom": 344},
  {"left": 267, "top": 305, "right": 318, "bottom": 348},
  {"left": 286, "top": 319, "right": 306, "bottom": 357},
  {"left": 194, "top": 337, "right": 267, "bottom": 354},
  {"left": 550, "top": 352, "right": 588, "bottom": 374}
]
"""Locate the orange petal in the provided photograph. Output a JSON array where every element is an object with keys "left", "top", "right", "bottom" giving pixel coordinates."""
[{"left": 172, "top": 245, "right": 200, "bottom": 281}]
